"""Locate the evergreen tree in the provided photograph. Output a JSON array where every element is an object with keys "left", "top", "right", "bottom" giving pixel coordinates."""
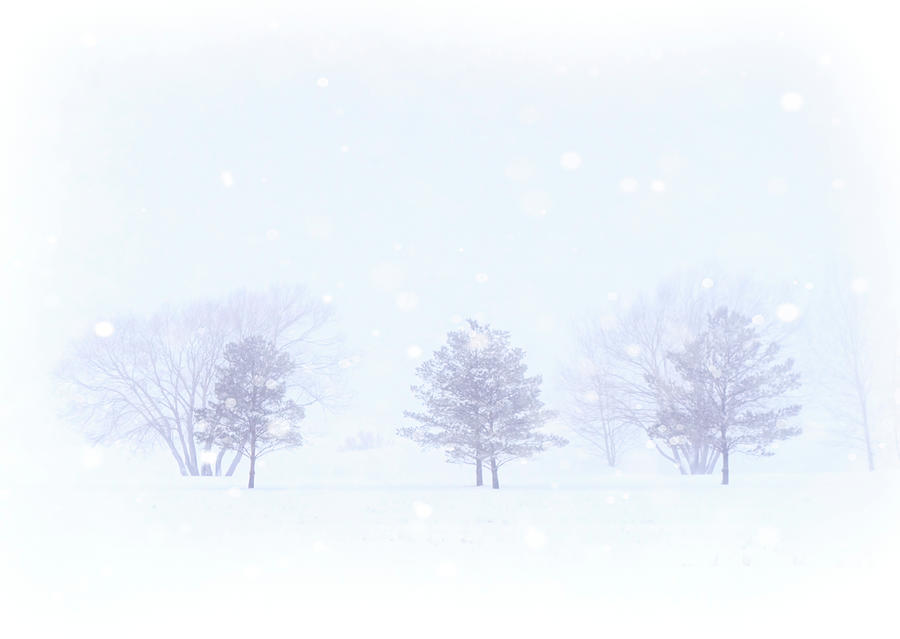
[
  {"left": 400, "top": 320, "right": 565, "bottom": 488},
  {"left": 652, "top": 308, "right": 801, "bottom": 484},
  {"left": 195, "top": 335, "right": 305, "bottom": 488}
]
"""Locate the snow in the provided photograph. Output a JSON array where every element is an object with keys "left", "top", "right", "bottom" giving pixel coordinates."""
[
  {"left": 2, "top": 471, "right": 898, "bottom": 637},
  {"left": 776, "top": 303, "right": 800, "bottom": 322},
  {"left": 851, "top": 277, "right": 870, "bottom": 294},
  {"left": 560, "top": 152, "right": 582, "bottom": 171},
  {"left": 406, "top": 344, "right": 423, "bottom": 358},
  {"left": 93, "top": 321, "right": 115, "bottom": 337},
  {"left": 780, "top": 92, "right": 805, "bottom": 112}
]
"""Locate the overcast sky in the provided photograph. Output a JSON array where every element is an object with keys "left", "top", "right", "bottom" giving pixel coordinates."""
[{"left": 2, "top": 1, "right": 899, "bottom": 482}]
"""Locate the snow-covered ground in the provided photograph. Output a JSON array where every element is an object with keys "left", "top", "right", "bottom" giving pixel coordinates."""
[{"left": 3, "top": 470, "right": 899, "bottom": 638}]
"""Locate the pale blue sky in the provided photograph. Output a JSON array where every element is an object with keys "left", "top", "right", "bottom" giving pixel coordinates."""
[{"left": 2, "top": 8, "right": 897, "bottom": 481}]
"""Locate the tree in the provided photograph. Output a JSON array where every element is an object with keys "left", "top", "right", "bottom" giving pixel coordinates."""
[
  {"left": 196, "top": 336, "right": 305, "bottom": 488},
  {"left": 399, "top": 319, "right": 566, "bottom": 488},
  {"left": 560, "top": 326, "right": 640, "bottom": 467},
  {"left": 575, "top": 271, "right": 798, "bottom": 475},
  {"left": 809, "top": 273, "right": 899, "bottom": 471},
  {"left": 57, "top": 285, "right": 344, "bottom": 476},
  {"left": 654, "top": 308, "right": 802, "bottom": 485}
]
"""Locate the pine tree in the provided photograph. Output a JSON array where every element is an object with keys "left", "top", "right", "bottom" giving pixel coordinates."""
[
  {"left": 399, "top": 320, "right": 566, "bottom": 488},
  {"left": 195, "top": 335, "right": 305, "bottom": 488},
  {"left": 653, "top": 308, "right": 801, "bottom": 485}
]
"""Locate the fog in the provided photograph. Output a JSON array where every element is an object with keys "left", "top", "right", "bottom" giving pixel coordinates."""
[{"left": 2, "top": 1, "right": 900, "bottom": 636}]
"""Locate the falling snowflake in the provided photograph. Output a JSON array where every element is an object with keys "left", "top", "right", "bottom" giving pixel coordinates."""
[
  {"left": 620, "top": 177, "right": 638, "bottom": 193},
  {"left": 406, "top": 345, "right": 423, "bottom": 359},
  {"left": 701, "top": 278, "right": 715, "bottom": 289},
  {"left": 776, "top": 303, "right": 800, "bottom": 322},
  {"left": 625, "top": 344, "right": 641, "bottom": 357},
  {"left": 475, "top": 273, "right": 489, "bottom": 284},
  {"left": 316, "top": 77, "right": 329, "bottom": 88},
  {"left": 220, "top": 170, "right": 234, "bottom": 188},
  {"left": 650, "top": 179, "right": 666, "bottom": 192},
  {"left": 413, "top": 501, "right": 433, "bottom": 519},
  {"left": 780, "top": 92, "right": 804, "bottom": 112},
  {"left": 94, "top": 321, "right": 115, "bottom": 338},
  {"left": 560, "top": 152, "right": 582, "bottom": 171},
  {"left": 851, "top": 277, "right": 869, "bottom": 294}
]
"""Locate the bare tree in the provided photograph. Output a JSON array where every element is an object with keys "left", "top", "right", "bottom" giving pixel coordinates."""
[
  {"left": 560, "top": 326, "right": 640, "bottom": 466},
  {"left": 810, "top": 273, "right": 898, "bottom": 470},
  {"left": 654, "top": 308, "right": 802, "bottom": 485},
  {"left": 57, "top": 285, "right": 344, "bottom": 476}
]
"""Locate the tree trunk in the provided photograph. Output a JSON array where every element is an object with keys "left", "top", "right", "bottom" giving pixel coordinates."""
[
  {"left": 215, "top": 448, "right": 227, "bottom": 476},
  {"left": 225, "top": 437, "right": 248, "bottom": 476},
  {"left": 861, "top": 410, "right": 875, "bottom": 472},
  {"left": 475, "top": 459, "right": 483, "bottom": 487},
  {"left": 248, "top": 429, "right": 257, "bottom": 489},
  {"left": 161, "top": 432, "right": 189, "bottom": 476},
  {"left": 721, "top": 447, "right": 729, "bottom": 485},
  {"left": 490, "top": 456, "right": 499, "bottom": 489},
  {"left": 673, "top": 448, "right": 688, "bottom": 475},
  {"left": 706, "top": 450, "right": 721, "bottom": 475}
]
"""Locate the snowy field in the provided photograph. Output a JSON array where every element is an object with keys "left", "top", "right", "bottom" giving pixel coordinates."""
[{"left": 3, "top": 471, "right": 899, "bottom": 638}]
